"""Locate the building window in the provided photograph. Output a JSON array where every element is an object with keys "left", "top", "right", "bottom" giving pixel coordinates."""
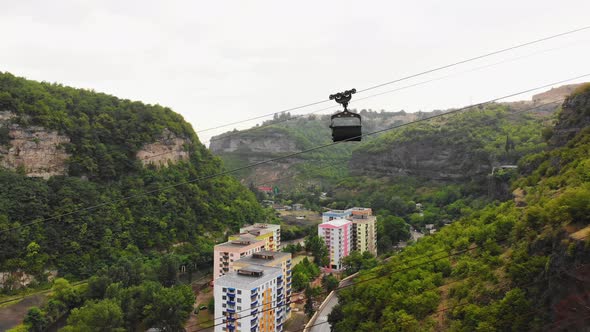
[
  {"left": 223, "top": 288, "right": 227, "bottom": 292},
  {"left": 237, "top": 298, "right": 241, "bottom": 303},
  {"left": 237, "top": 290, "right": 242, "bottom": 294},
  {"left": 223, "top": 296, "right": 227, "bottom": 300}
]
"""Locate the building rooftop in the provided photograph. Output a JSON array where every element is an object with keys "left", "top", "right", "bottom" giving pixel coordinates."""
[
  {"left": 320, "top": 218, "right": 352, "bottom": 227},
  {"left": 241, "top": 223, "right": 280, "bottom": 230},
  {"left": 351, "top": 215, "right": 376, "bottom": 223},
  {"left": 322, "top": 209, "right": 350, "bottom": 215},
  {"left": 215, "top": 265, "right": 282, "bottom": 289},
  {"left": 234, "top": 251, "right": 291, "bottom": 266},
  {"left": 215, "top": 237, "right": 264, "bottom": 249}
]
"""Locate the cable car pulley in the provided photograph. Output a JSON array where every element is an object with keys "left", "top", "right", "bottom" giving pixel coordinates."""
[{"left": 329, "top": 88, "right": 361, "bottom": 142}]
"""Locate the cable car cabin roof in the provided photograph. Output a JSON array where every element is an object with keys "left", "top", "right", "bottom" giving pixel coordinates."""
[{"left": 330, "top": 110, "right": 362, "bottom": 142}]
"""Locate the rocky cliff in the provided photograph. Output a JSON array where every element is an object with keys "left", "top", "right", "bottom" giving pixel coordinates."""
[
  {"left": 136, "top": 128, "right": 191, "bottom": 167},
  {"left": 0, "top": 112, "right": 70, "bottom": 179},
  {"left": 210, "top": 129, "right": 301, "bottom": 155},
  {"left": 349, "top": 102, "right": 559, "bottom": 182},
  {"left": 0, "top": 109, "right": 191, "bottom": 177},
  {"left": 550, "top": 83, "right": 590, "bottom": 146},
  {"left": 349, "top": 138, "right": 493, "bottom": 181}
]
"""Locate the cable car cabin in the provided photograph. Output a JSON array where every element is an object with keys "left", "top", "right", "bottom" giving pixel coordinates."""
[{"left": 330, "top": 110, "right": 362, "bottom": 142}]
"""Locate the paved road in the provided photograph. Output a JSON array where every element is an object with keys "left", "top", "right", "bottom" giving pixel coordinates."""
[{"left": 309, "top": 277, "right": 355, "bottom": 332}]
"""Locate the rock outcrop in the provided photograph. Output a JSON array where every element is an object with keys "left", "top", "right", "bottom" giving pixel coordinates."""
[
  {"left": 350, "top": 139, "right": 492, "bottom": 181},
  {"left": 0, "top": 113, "right": 70, "bottom": 179},
  {"left": 136, "top": 128, "right": 190, "bottom": 167},
  {"left": 532, "top": 83, "right": 584, "bottom": 104},
  {"left": 210, "top": 130, "right": 301, "bottom": 155},
  {"left": 550, "top": 84, "right": 590, "bottom": 147}
]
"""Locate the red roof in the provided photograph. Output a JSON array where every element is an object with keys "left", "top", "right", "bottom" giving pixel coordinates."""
[{"left": 257, "top": 186, "right": 273, "bottom": 192}]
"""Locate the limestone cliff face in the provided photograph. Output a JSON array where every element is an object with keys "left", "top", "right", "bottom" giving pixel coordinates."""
[
  {"left": 349, "top": 139, "right": 492, "bottom": 181},
  {"left": 0, "top": 112, "right": 70, "bottom": 179},
  {"left": 136, "top": 128, "right": 190, "bottom": 167},
  {"left": 209, "top": 130, "right": 301, "bottom": 155}
]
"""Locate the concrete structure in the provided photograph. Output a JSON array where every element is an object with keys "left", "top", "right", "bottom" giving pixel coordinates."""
[
  {"left": 321, "top": 209, "right": 352, "bottom": 223},
  {"left": 318, "top": 218, "right": 352, "bottom": 270},
  {"left": 322, "top": 207, "right": 377, "bottom": 257},
  {"left": 233, "top": 251, "right": 293, "bottom": 319},
  {"left": 231, "top": 224, "right": 281, "bottom": 251},
  {"left": 214, "top": 265, "right": 289, "bottom": 332},
  {"left": 214, "top": 236, "right": 266, "bottom": 281},
  {"left": 351, "top": 214, "right": 377, "bottom": 256}
]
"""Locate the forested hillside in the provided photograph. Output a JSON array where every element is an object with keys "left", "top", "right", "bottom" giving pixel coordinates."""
[
  {"left": 209, "top": 88, "right": 575, "bottom": 200},
  {"left": 0, "top": 70, "right": 266, "bottom": 300},
  {"left": 327, "top": 84, "right": 590, "bottom": 331}
]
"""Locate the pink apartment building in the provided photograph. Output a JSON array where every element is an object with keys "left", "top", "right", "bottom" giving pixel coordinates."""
[
  {"left": 213, "top": 235, "right": 266, "bottom": 281},
  {"left": 318, "top": 218, "right": 352, "bottom": 270}
]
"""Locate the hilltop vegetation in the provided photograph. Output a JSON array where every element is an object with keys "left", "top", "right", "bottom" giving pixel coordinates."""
[
  {"left": 328, "top": 88, "right": 590, "bottom": 331},
  {"left": 0, "top": 72, "right": 266, "bottom": 283}
]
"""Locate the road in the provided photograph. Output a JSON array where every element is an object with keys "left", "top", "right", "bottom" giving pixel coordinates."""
[{"left": 309, "top": 277, "right": 355, "bottom": 332}]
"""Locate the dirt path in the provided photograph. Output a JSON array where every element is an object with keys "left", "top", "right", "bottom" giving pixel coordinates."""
[{"left": 0, "top": 294, "right": 47, "bottom": 331}]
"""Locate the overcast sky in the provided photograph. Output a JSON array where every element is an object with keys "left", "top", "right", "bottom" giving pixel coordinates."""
[{"left": 1, "top": 1, "right": 590, "bottom": 144}]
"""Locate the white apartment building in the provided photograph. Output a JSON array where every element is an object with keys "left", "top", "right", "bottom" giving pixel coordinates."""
[{"left": 214, "top": 265, "right": 288, "bottom": 332}]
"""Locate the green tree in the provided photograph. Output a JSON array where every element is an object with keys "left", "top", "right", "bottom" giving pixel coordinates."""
[
  {"left": 143, "top": 285, "right": 195, "bottom": 331},
  {"left": 157, "top": 254, "right": 180, "bottom": 288},
  {"left": 63, "top": 299, "right": 125, "bottom": 332},
  {"left": 322, "top": 274, "right": 339, "bottom": 292},
  {"left": 305, "top": 235, "right": 329, "bottom": 267},
  {"left": 51, "top": 278, "right": 81, "bottom": 308},
  {"left": 23, "top": 307, "right": 47, "bottom": 332}
]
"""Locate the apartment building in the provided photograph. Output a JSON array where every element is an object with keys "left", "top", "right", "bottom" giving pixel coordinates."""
[
  {"left": 213, "top": 236, "right": 266, "bottom": 281},
  {"left": 351, "top": 215, "right": 377, "bottom": 256},
  {"left": 233, "top": 251, "right": 293, "bottom": 319},
  {"left": 230, "top": 224, "right": 281, "bottom": 251},
  {"left": 214, "top": 265, "right": 289, "bottom": 332},
  {"left": 320, "top": 207, "right": 377, "bottom": 260},
  {"left": 318, "top": 218, "right": 352, "bottom": 270}
]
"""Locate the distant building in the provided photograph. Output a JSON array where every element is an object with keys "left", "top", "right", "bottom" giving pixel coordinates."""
[
  {"left": 214, "top": 265, "right": 288, "bottom": 332},
  {"left": 322, "top": 207, "right": 377, "bottom": 257},
  {"left": 292, "top": 203, "right": 304, "bottom": 211},
  {"left": 318, "top": 218, "right": 352, "bottom": 270},
  {"left": 231, "top": 224, "right": 281, "bottom": 251},
  {"left": 213, "top": 236, "right": 266, "bottom": 281},
  {"left": 351, "top": 210, "right": 377, "bottom": 256},
  {"left": 257, "top": 186, "right": 273, "bottom": 193}
]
